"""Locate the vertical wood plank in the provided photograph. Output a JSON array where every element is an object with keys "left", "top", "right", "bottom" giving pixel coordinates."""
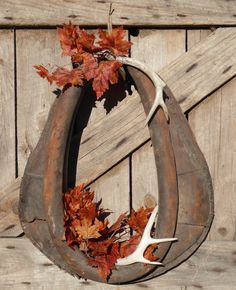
[
  {"left": 188, "top": 30, "right": 236, "bottom": 241},
  {"left": 130, "top": 30, "right": 186, "bottom": 209},
  {"left": 0, "top": 30, "right": 15, "bottom": 189},
  {"left": 16, "top": 29, "right": 70, "bottom": 176},
  {"left": 89, "top": 159, "right": 130, "bottom": 224},
  {"left": 187, "top": 29, "right": 212, "bottom": 50}
]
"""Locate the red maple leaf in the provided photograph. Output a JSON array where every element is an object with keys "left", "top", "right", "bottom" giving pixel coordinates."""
[
  {"left": 78, "top": 203, "right": 97, "bottom": 222},
  {"left": 81, "top": 54, "right": 99, "bottom": 81},
  {"left": 51, "top": 67, "right": 84, "bottom": 87},
  {"left": 88, "top": 238, "right": 115, "bottom": 256},
  {"left": 34, "top": 65, "right": 54, "bottom": 84},
  {"left": 81, "top": 57, "right": 122, "bottom": 98},
  {"left": 119, "top": 234, "right": 140, "bottom": 258},
  {"left": 128, "top": 207, "right": 153, "bottom": 235},
  {"left": 57, "top": 22, "right": 79, "bottom": 56},
  {"left": 92, "top": 60, "right": 122, "bottom": 99},
  {"left": 64, "top": 184, "right": 95, "bottom": 218},
  {"left": 98, "top": 27, "right": 132, "bottom": 56},
  {"left": 76, "top": 28, "right": 96, "bottom": 52},
  {"left": 88, "top": 243, "right": 120, "bottom": 281}
]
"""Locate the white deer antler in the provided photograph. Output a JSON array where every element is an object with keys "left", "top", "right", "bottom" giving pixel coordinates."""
[
  {"left": 116, "top": 205, "right": 177, "bottom": 266},
  {"left": 116, "top": 56, "right": 168, "bottom": 125}
]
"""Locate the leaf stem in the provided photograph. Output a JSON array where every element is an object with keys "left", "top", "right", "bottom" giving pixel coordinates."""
[{"left": 108, "top": 3, "right": 114, "bottom": 34}]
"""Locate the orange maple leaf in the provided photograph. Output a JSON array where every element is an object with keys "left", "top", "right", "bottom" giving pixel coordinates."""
[
  {"left": 78, "top": 203, "right": 97, "bottom": 222},
  {"left": 81, "top": 54, "right": 99, "bottom": 81},
  {"left": 88, "top": 243, "right": 119, "bottom": 281},
  {"left": 98, "top": 27, "right": 132, "bottom": 56},
  {"left": 34, "top": 65, "right": 54, "bottom": 84},
  {"left": 88, "top": 238, "right": 115, "bottom": 256},
  {"left": 81, "top": 57, "right": 122, "bottom": 98},
  {"left": 51, "top": 67, "right": 84, "bottom": 87},
  {"left": 72, "top": 218, "right": 101, "bottom": 240},
  {"left": 92, "top": 60, "right": 122, "bottom": 99},
  {"left": 128, "top": 207, "right": 153, "bottom": 235},
  {"left": 57, "top": 22, "right": 79, "bottom": 56},
  {"left": 119, "top": 234, "right": 140, "bottom": 258},
  {"left": 76, "top": 28, "right": 96, "bottom": 52}
]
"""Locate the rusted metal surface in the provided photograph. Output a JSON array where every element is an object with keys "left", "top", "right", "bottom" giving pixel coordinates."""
[{"left": 19, "top": 66, "right": 213, "bottom": 284}]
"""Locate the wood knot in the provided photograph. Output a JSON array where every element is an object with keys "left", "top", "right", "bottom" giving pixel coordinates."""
[{"left": 144, "top": 194, "right": 157, "bottom": 208}]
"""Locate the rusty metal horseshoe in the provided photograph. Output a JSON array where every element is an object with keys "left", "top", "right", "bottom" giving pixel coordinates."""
[{"left": 19, "top": 65, "right": 214, "bottom": 284}]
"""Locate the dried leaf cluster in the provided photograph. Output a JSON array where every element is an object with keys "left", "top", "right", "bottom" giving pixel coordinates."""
[
  {"left": 34, "top": 22, "right": 132, "bottom": 98},
  {"left": 64, "top": 184, "right": 159, "bottom": 281}
]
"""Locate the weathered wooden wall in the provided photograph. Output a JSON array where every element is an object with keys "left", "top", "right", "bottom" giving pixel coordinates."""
[{"left": 0, "top": 1, "right": 236, "bottom": 289}]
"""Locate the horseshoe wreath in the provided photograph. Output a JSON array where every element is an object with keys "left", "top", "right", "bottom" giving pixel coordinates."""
[{"left": 19, "top": 22, "right": 214, "bottom": 284}]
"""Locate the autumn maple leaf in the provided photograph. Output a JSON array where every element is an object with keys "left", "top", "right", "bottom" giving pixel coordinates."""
[
  {"left": 88, "top": 243, "right": 120, "bottom": 281},
  {"left": 34, "top": 65, "right": 54, "bottom": 84},
  {"left": 72, "top": 218, "right": 101, "bottom": 240},
  {"left": 88, "top": 238, "right": 115, "bottom": 256},
  {"left": 128, "top": 207, "right": 153, "bottom": 235},
  {"left": 51, "top": 67, "right": 84, "bottom": 87},
  {"left": 81, "top": 56, "right": 122, "bottom": 99},
  {"left": 57, "top": 22, "right": 79, "bottom": 56},
  {"left": 98, "top": 27, "right": 132, "bottom": 56},
  {"left": 76, "top": 28, "right": 96, "bottom": 52},
  {"left": 119, "top": 234, "right": 140, "bottom": 257},
  {"left": 92, "top": 60, "right": 122, "bottom": 99},
  {"left": 81, "top": 54, "right": 99, "bottom": 81}
]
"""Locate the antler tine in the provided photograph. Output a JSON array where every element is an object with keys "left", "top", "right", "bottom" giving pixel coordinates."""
[
  {"left": 116, "top": 56, "right": 168, "bottom": 125},
  {"left": 116, "top": 205, "right": 177, "bottom": 266}
]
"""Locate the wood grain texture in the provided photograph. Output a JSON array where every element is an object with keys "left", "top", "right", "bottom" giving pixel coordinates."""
[
  {"left": 0, "top": 239, "right": 235, "bottom": 289},
  {"left": 131, "top": 30, "right": 185, "bottom": 210},
  {"left": 187, "top": 29, "right": 212, "bottom": 50},
  {"left": 0, "top": 30, "right": 15, "bottom": 189},
  {"left": 188, "top": 29, "right": 236, "bottom": 241},
  {"left": 16, "top": 29, "right": 70, "bottom": 176},
  {"left": 2, "top": 27, "right": 236, "bottom": 236},
  {"left": 89, "top": 159, "right": 130, "bottom": 224},
  {"left": 189, "top": 75, "right": 236, "bottom": 241},
  {"left": 1, "top": 0, "right": 236, "bottom": 26},
  {"left": 0, "top": 178, "right": 21, "bottom": 237},
  {"left": 160, "top": 27, "right": 236, "bottom": 112},
  {"left": 77, "top": 27, "right": 236, "bottom": 184},
  {"left": 76, "top": 93, "right": 147, "bottom": 183}
]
